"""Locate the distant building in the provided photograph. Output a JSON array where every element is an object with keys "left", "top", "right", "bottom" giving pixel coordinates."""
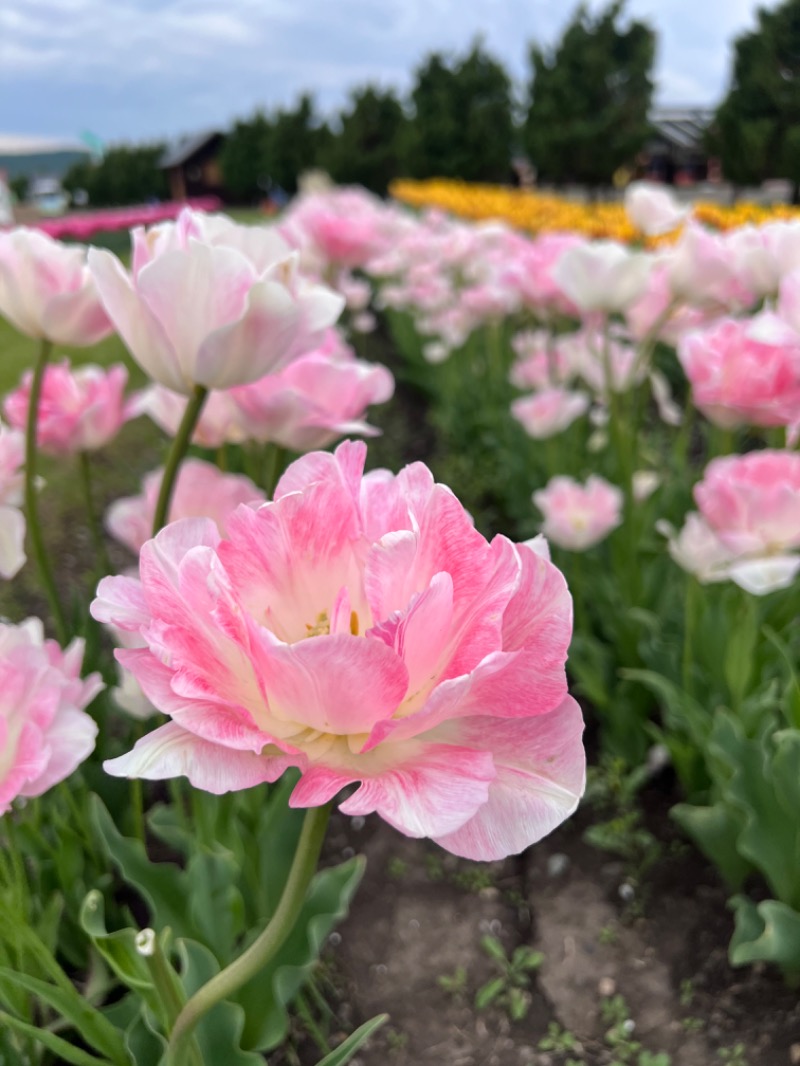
[
  {"left": 0, "top": 134, "right": 94, "bottom": 181},
  {"left": 159, "top": 130, "right": 226, "bottom": 201},
  {"left": 641, "top": 108, "right": 716, "bottom": 185}
]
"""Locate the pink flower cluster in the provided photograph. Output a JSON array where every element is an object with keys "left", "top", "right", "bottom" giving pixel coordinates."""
[
  {"left": 0, "top": 619, "right": 102, "bottom": 814},
  {"left": 92, "top": 442, "right": 585, "bottom": 860},
  {"left": 534, "top": 475, "right": 623, "bottom": 551}
]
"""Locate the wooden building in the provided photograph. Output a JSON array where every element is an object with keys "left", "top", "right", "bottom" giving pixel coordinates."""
[{"left": 159, "top": 130, "right": 226, "bottom": 201}]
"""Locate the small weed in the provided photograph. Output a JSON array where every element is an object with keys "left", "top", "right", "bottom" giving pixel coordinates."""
[
  {"left": 424, "top": 853, "right": 445, "bottom": 881},
  {"left": 679, "top": 978, "right": 693, "bottom": 1007},
  {"left": 437, "top": 966, "right": 468, "bottom": 997},
  {"left": 452, "top": 866, "right": 494, "bottom": 893},
  {"left": 717, "top": 1045, "right": 748, "bottom": 1066},
  {"left": 538, "top": 1021, "right": 581, "bottom": 1054},
  {"left": 385, "top": 1027, "right": 408, "bottom": 1054},
  {"left": 598, "top": 922, "right": 618, "bottom": 945},
  {"left": 682, "top": 1016, "right": 704, "bottom": 1033},
  {"left": 387, "top": 857, "right": 407, "bottom": 879},
  {"left": 475, "top": 935, "right": 543, "bottom": 1021}
]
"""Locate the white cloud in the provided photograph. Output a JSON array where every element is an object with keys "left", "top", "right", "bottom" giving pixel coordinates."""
[{"left": 0, "top": 0, "right": 765, "bottom": 139}]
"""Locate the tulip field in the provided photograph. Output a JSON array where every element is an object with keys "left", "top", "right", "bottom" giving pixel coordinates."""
[{"left": 1, "top": 183, "right": 800, "bottom": 1066}]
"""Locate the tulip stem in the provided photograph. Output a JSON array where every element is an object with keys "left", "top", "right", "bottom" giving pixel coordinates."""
[
  {"left": 25, "top": 338, "right": 69, "bottom": 643},
  {"left": 151, "top": 385, "right": 208, "bottom": 536},
  {"left": 78, "top": 451, "right": 112, "bottom": 576},
  {"left": 165, "top": 803, "right": 331, "bottom": 1065}
]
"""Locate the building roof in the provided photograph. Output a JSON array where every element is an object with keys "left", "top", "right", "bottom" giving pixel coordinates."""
[
  {"left": 159, "top": 130, "right": 223, "bottom": 169},
  {"left": 649, "top": 108, "right": 715, "bottom": 152}
]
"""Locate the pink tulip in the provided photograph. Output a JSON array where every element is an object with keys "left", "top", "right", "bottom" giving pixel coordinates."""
[
  {"left": 88, "top": 208, "right": 344, "bottom": 395},
  {"left": 4, "top": 361, "right": 130, "bottom": 455},
  {"left": 0, "top": 618, "right": 102, "bottom": 814},
  {"left": 624, "top": 181, "right": 690, "bottom": 236},
  {"left": 677, "top": 317, "right": 800, "bottom": 429},
  {"left": 282, "top": 188, "right": 389, "bottom": 269},
  {"left": 533, "top": 475, "right": 623, "bottom": 551},
  {"left": 0, "top": 228, "right": 112, "bottom": 346},
  {"left": 0, "top": 422, "right": 26, "bottom": 578},
  {"left": 667, "top": 450, "right": 800, "bottom": 594},
  {"left": 511, "top": 388, "right": 589, "bottom": 439},
  {"left": 106, "top": 458, "right": 265, "bottom": 555},
  {"left": 667, "top": 224, "right": 753, "bottom": 310},
  {"left": 92, "top": 441, "right": 584, "bottom": 860},
  {"left": 510, "top": 331, "right": 574, "bottom": 390},
  {"left": 230, "top": 331, "right": 394, "bottom": 450}
]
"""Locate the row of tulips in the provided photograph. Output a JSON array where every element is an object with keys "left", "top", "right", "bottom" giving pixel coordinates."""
[
  {"left": 0, "top": 197, "right": 586, "bottom": 1064},
  {"left": 305, "top": 181, "right": 800, "bottom": 984}
]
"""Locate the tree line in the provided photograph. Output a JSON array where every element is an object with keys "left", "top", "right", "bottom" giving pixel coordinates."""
[{"left": 62, "top": 0, "right": 800, "bottom": 205}]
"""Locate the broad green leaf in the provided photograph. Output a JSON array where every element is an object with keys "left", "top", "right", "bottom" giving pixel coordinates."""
[
  {"left": 480, "top": 935, "right": 507, "bottom": 965},
  {"left": 313, "top": 1014, "right": 388, "bottom": 1066},
  {"left": 0, "top": 1009, "right": 118, "bottom": 1066},
  {"left": 670, "top": 803, "right": 751, "bottom": 890},
  {"left": 235, "top": 856, "right": 365, "bottom": 1052},
  {"left": 729, "top": 896, "right": 800, "bottom": 984},
  {"left": 0, "top": 968, "right": 128, "bottom": 1065},
  {"left": 175, "top": 939, "right": 263, "bottom": 1066}
]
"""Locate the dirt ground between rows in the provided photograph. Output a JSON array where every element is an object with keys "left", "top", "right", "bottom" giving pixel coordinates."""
[{"left": 318, "top": 787, "right": 800, "bottom": 1066}]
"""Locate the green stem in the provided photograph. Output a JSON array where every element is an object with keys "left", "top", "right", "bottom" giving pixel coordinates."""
[
  {"left": 25, "top": 338, "right": 68, "bottom": 643},
  {"left": 682, "top": 576, "right": 697, "bottom": 698},
  {"left": 151, "top": 385, "right": 208, "bottom": 536},
  {"left": 262, "top": 443, "right": 288, "bottom": 499},
  {"left": 165, "top": 803, "right": 331, "bottom": 1065},
  {"left": 78, "top": 451, "right": 112, "bottom": 575}
]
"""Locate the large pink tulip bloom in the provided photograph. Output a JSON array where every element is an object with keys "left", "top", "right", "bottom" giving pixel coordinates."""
[
  {"left": 230, "top": 332, "right": 394, "bottom": 451},
  {"left": 0, "top": 228, "right": 112, "bottom": 346},
  {"left": 4, "top": 361, "right": 131, "bottom": 455},
  {"left": 534, "top": 475, "right": 623, "bottom": 551},
  {"left": 106, "top": 458, "right": 265, "bottom": 555},
  {"left": 92, "top": 441, "right": 584, "bottom": 860},
  {"left": 0, "top": 618, "right": 102, "bottom": 814},
  {"left": 677, "top": 317, "right": 800, "bottom": 429},
  {"left": 88, "top": 208, "right": 344, "bottom": 395},
  {"left": 0, "top": 422, "right": 26, "bottom": 579}
]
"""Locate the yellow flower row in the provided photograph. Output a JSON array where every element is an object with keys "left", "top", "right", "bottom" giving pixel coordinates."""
[{"left": 389, "top": 178, "right": 800, "bottom": 244}]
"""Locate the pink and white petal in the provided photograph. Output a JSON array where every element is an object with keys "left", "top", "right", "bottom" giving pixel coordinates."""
[
  {"left": 0, "top": 505, "right": 26, "bottom": 579},
  {"left": 274, "top": 439, "right": 367, "bottom": 503},
  {"left": 289, "top": 764, "right": 359, "bottom": 808},
  {"left": 335, "top": 744, "right": 495, "bottom": 838},
  {"left": 91, "top": 574, "right": 150, "bottom": 630},
  {"left": 433, "top": 696, "right": 586, "bottom": 860},
  {"left": 501, "top": 540, "right": 572, "bottom": 664},
  {"left": 21, "top": 707, "right": 98, "bottom": 797},
  {"left": 260, "top": 633, "right": 408, "bottom": 735},
  {"left": 104, "top": 720, "right": 294, "bottom": 793},
  {"left": 115, "top": 647, "right": 276, "bottom": 752},
  {"left": 727, "top": 554, "right": 800, "bottom": 595},
  {"left": 88, "top": 249, "right": 180, "bottom": 391}
]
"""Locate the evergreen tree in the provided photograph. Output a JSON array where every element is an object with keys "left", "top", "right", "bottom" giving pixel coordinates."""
[
  {"left": 322, "top": 87, "right": 410, "bottom": 193},
  {"left": 409, "top": 41, "right": 515, "bottom": 182},
  {"left": 523, "top": 2, "right": 655, "bottom": 185},
  {"left": 62, "top": 144, "right": 168, "bottom": 206},
  {"left": 714, "top": 0, "right": 800, "bottom": 194}
]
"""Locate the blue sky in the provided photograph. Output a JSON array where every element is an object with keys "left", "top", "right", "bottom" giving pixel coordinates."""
[{"left": 0, "top": 0, "right": 762, "bottom": 145}]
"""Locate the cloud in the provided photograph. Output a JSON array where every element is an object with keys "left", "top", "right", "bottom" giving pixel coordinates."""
[{"left": 0, "top": 0, "right": 764, "bottom": 140}]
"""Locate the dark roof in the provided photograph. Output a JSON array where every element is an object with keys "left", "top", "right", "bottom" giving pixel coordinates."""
[
  {"left": 159, "top": 130, "right": 223, "bottom": 169},
  {"left": 648, "top": 108, "right": 715, "bottom": 152}
]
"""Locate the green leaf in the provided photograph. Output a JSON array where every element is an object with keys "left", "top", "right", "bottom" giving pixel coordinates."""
[
  {"left": 313, "top": 1015, "right": 388, "bottom": 1065},
  {"left": 475, "top": 977, "right": 505, "bottom": 1010},
  {"left": 90, "top": 797, "right": 188, "bottom": 933},
  {"left": 0, "top": 1009, "right": 119, "bottom": 1066},
  {"left": 234, "top": 856, "right": 366, "bottom": 1052},
  {"left": 670, "top": 803, "right": 751, "bottom": 890},
  {"left": 175, "top": 939, "right": 264, "bottom": 1066},
  {"left": 507, "top": 986, "right": 529, "bottom": 1021},
  {"left": 729, "top": 896, "right": 800, "bottom": 984},
  {"left": 480, "top": 935, "right": 508, "bottom": 965},
  {"left": 0, "top": 968, "right": 128, "bottom": 1065}
]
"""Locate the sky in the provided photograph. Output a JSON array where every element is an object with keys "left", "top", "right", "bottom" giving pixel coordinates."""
[{"left": 0, "top": 0, "right": 763, "bottom": 146}]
